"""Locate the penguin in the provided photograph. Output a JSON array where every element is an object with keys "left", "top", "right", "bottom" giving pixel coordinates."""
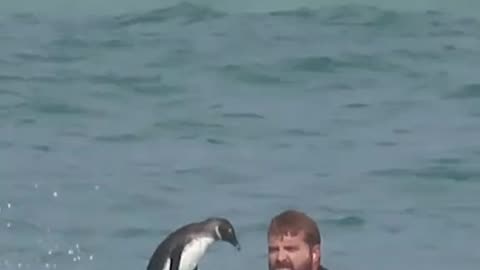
[{"left": 146, "top": 217, "right": 241, "bottom": 270}]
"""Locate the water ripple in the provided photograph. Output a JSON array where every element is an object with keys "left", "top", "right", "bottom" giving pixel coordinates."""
[
  {"left": 0, "top": 218, "right": 45, "bottom": 234},
  {"left": 322, "top": 216, "right": 366, "bottom": 228},
  {"left": 286, "top": 56, "right": 337, "bottom": 73},
  {"left": 445, "top": 83, "right": 480, "bottom": 99},
  {"left": 268, "top": 7, "right": 318, "bottom": 19},
  {"left": 14, "top": 51, "right": 86, "bottom": 64},
  {"left": 221, "top": 112, "right": 265, "bottom": 120},
  {"left": 283, "top": 128, "right": 327, "bottom": 137},
  {"left": 29, "top": 100, "right": 100, "bottom": 116},
  {"left": 369, "top": 164, "right": 480, "bottom": 183},
  {"left": 218, "top": 64, "right": 291, "bottom": 85},
  {"left": 113, "top": 2, "right": 225, "bottom": 27},
  {"left": 88, "top": 73, "right": 163, "bottom": 86},
  {"left": 93, "top": 133, "right": 143, "bottom": 143},
  {"left": 0, "top": 74, "right": 26, "bottom": 82}
]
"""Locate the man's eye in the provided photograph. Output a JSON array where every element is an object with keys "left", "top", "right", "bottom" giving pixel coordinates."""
[
  {"left": 268, "top": 247, "right": 278, "bottom": 252},
  {"left": 285, "top": 246, "right": 298, "bottom": 252}
]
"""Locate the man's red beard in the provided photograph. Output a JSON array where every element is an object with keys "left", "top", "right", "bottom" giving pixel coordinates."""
[{"left": 269, "top": 256, "right": 312, "bottom": 270}]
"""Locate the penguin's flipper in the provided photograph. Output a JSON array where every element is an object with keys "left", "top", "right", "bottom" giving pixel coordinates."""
[
  {"left": 169, "top": 245, "right": 183, "bottom": 270},
  {"left": 194, "top": 266, "right": 198, "bottom": 270}
]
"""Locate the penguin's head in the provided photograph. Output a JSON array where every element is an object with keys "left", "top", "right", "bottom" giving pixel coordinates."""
[{"left": 205, "top": 217, "right": 241, "bottom": 251}]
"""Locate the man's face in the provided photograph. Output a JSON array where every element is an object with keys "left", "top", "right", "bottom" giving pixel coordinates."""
[{"left": 268, "top": 232, "right": 316, "bottom": 270}]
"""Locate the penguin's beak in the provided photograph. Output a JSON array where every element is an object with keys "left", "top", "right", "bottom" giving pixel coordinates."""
[
  {"left": 233, "top": 240, "right": 241, "bottom": 251},
  {"left": 234, "top": 241, "right": 241, "bottom": 251},
  {"left": 227, "top": 233, "right": 241, "bottom": 251}
]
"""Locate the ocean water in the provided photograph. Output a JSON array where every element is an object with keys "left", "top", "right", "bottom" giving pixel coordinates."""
[{"left": 1, "top": 1, "right": 480, "bottom": 270}]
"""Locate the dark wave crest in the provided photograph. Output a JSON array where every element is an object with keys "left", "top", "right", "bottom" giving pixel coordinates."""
[{"left": 113, "top": 2, "right": 226, "bottom": 27}]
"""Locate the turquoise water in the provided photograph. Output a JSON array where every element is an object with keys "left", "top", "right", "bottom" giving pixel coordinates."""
[{"left": 1, "top": 1, "right": 480, "bottom": 270}]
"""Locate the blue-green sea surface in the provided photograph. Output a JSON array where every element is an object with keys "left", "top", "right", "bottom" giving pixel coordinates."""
[{"left": 1, "top": 1, "right": 480, "bottom": 270}]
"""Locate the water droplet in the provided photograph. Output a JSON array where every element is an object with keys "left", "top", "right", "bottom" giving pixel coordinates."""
[
  {"left": 89, "top": 255, "right": 94, "bottom": 261},
  {"left": 34, "top": 184, "right": 38, "bottom": 189},
  {"left": 75, "top": 243, "right": 80, "bottom": 249},
  {"left": 48, "top": 250, "right": 53, "bottom": 255},
  {"left": 6, "top": 222, "right": 11, "bottom": 228},
  {"left": 17, "top": 263, "right": 22, "bottom": 268},
  {"left": 94, "top": 185, "right": 100, "bottom": 191},
  {"left": 68, "top": 249, "right": 73, "bottom": 255},
  {"left": 7, "top": 203, "right": 11, "bottom": 208},
  {"left": 45, "top": 263, "right": 50, "bottom": 269},
  {"left": 52, "top": 192, "right": 58, "bottom": 198}
]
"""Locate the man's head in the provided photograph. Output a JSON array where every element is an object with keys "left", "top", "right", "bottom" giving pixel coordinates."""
[{"left": 267, "top": 210, "right": 322, "bottom": 270}]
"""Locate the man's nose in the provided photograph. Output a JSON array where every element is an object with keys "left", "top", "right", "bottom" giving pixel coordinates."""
[{"left": 277, "top": 249, "right": 288, "bottom": 261}]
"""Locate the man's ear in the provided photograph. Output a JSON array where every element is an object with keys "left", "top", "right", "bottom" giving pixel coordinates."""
[{"left": 311, "top": 244, "right": 321, "bottom": 263}]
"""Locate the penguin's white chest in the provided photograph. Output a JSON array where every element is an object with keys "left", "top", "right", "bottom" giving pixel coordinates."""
[
  {"left": 179, "top": 237, "right": 215, "bottom": 270},
  {"left": 162, "top": 237, "right": 215, "bottom": 270}
]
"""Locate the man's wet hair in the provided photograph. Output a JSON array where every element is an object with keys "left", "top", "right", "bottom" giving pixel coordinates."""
[{"left": 268, "top": 209, "right": 321, "bottom": 246}]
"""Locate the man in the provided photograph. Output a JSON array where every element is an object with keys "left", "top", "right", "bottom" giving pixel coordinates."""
[{"left": 268, "top": 209, "right": 328, "bottom": 270}]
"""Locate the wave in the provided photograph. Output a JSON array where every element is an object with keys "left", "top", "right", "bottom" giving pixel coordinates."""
[{"left": 1, "top": 0, "right": 479, "bottom": 19}]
